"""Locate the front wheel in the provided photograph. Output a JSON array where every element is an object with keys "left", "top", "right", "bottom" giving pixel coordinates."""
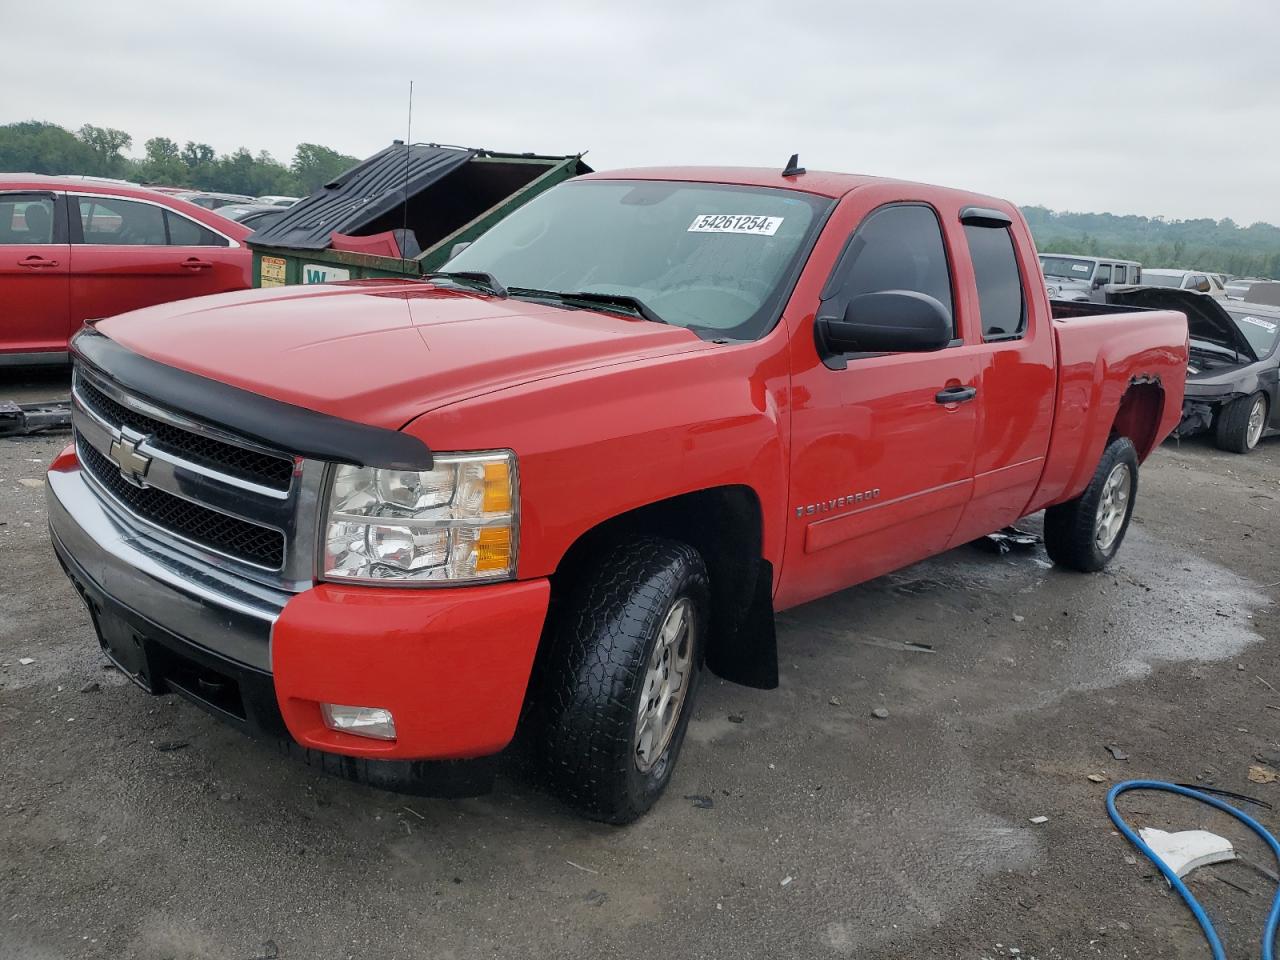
[
  {"left": 1044, "top": 436, "right": 1139, "bottom": 572},
  {"left": 1214, "top": 392, "right": 1268, "bottom": 454},
  {"left": 534, "top": 538, "right": 709, "bottom": 824}
]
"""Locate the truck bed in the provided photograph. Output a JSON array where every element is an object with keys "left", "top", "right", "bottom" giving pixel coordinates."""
[
  {"left": 1029, "top": 303, "right": 1189, "bottom": 511},
  {"left": 1048, "top": 299, "right": 1154, "bottom": 320}
]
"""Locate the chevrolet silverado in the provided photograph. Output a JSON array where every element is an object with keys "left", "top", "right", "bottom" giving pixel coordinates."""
[{"left": 47, "top": 164, "right": 1188, "bottom": 822}]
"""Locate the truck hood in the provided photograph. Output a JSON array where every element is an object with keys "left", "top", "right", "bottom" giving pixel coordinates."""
[
  {"left": 1044, "top": 277, "right": 1091, "bottom": 299},
  {"left": 96, "top": 280, "right": 711, "bottom": 429},
  {"left": 1106, "top": 286, "right": 1257, "bottom": 363}
]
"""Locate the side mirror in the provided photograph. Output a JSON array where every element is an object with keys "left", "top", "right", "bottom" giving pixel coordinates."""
[
  {"left": 1092, "top": 277, "right": 1107, "bottom": 290},
  {"left": 816, "top": 290, "right": 952, "bottom": 361},
  {"left": 1195, "top": 279, "right": 1211, "bottom": 293}
]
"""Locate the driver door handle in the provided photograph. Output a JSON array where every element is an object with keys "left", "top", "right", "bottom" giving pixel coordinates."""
[
  {"left": 935, "top": 385, "right": 978, "bottom": 404},
  {"left": 18, "top": 256, "right": 59, "bottom": 268},
  {"left": 181, "top": 258, "right": 214, "bottom": 270}
]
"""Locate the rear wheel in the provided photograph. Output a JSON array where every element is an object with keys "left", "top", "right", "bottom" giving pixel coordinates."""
[
  {"left": 1214, "top": 392, "right": 1268, "bottom": 454},
  {"left": 533, "top": 538, "right": 708, "bottom": 824},
  {"left": 1044, "top": 436, "right": 1138, "bottom": 572}
]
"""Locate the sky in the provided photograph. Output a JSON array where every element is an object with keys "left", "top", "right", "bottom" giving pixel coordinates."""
[{"left": 5, "top": 0, "right": 1279, "bottom": 224}]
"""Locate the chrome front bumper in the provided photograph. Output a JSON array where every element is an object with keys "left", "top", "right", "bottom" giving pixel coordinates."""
[
  {"left": 47, "top": 466, "right": 289, "bottom": 673},
  {"left": 48, "top": 461, "right": 504, "bottom": 796}
]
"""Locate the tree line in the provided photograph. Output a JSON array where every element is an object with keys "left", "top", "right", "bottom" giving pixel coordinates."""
[
  {"left": 1024, "top": 206, "right": 1280, "bottom": 279},
  {"left": 0, "top": 120, "right": 360, "bottom": 198},
  {"left": 3, "top": 121, "right": 1279, "bottom": 278}
]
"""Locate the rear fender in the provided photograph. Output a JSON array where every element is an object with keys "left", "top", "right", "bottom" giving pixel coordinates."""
[{"left": 1032, "top": 310, "right": 1187, "bottom": 509}]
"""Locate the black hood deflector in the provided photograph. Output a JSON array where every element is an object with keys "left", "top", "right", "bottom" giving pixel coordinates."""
[{"left": 71, "top": 329, "right": 433, "bottom": 470}]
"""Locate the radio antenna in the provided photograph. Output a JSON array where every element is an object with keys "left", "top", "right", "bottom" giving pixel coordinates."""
[{"left": 401, "top": 80, "right": 414, "bottom": 274}]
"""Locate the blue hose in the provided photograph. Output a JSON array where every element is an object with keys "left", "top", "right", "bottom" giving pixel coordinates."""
[{"left": 1106, "top": 779, "right": 1280, "bottom": 959}]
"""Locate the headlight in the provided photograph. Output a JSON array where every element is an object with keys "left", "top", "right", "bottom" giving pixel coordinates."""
[{"left": 323, "top": 451, "right": 517, "bottom": 584}]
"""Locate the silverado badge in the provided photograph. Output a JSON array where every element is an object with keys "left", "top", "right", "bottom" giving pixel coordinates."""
[{"left": 797, "top": 489, "right": 880, "bottom": 518}]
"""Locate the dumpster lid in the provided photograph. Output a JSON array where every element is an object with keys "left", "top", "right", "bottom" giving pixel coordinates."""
[{"left": 247, "top": 143, "right": 476, "bottom": 251}]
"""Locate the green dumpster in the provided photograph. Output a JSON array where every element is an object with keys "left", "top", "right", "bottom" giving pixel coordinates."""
[{"left": 248, "top": 144, "right": 590, "bottom": 288}]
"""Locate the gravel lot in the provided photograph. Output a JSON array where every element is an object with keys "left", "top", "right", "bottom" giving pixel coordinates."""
[{"left": 3, "top": 367, "right": 1278, "bottom": 960}]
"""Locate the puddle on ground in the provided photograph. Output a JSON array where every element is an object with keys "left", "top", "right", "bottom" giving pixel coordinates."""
[
  {"left": 775, "top": 523, "right": 1270, "bottom": 715},
  {"left": 948, "top": 525, "right": 1268, "bottom": 691}
]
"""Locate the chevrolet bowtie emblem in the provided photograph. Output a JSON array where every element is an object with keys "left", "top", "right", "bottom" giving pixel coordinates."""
[{"left": 108, "top": 432, "right": 152, "bottom": 486}]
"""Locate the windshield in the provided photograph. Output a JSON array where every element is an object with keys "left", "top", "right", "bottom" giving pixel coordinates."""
[
  {"left": 443, "top": 180, "right": 831, "bottom": 339},
  {"left": 1227, "top": 308, "right": 1280, "bottom": 356},
  {"left": 1140, "top": 272, "right": 1184, "bottom": 288},
  {"left": 1039, "top": 256, "right": 1095, "bottom": 280}
]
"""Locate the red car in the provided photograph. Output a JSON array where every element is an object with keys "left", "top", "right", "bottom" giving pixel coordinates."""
[
  {"left": 48, "top": 165, "right": 1188, "bottom": 822},
  {"left": 0, "top": 176, "right": 251, "bottom": 364}
]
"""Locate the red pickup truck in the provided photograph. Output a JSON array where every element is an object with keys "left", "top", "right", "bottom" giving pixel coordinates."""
[{"left": 47, "top": 165, "right": 1187, "bottom": 822}]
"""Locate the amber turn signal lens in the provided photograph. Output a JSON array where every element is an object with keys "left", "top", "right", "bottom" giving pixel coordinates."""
[
  {"left": 482, "top": 461, "right": 512, "bottom": 513},
  {"left": 475, "top": 526, "right": 513, "bottom": 572}
]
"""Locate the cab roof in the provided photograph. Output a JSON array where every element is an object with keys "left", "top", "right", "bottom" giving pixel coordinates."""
[{"left": 577, "top": 166, "right": 1010, "bottom": 207}]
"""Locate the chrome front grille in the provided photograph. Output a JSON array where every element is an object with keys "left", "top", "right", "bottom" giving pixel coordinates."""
[
  {"left": 71, "top": 364, "right": 325, "bottom": 589},
  {"left": 76, "top": 377, "right": 294, "bottom": 490},
  {"left": 77, "top": 441, "right": 286, "bottom": 568}
]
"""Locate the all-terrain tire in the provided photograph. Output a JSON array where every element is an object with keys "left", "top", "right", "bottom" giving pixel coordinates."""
[
  {"left": 532, "top": 537, "right": 709, "bottom": 824},
  {"left": 1214, "top": 392, "right": 1267, "bottom": 454},
  {"left": 1044, "top": 436, "right": 1139, "bottom": 573}
]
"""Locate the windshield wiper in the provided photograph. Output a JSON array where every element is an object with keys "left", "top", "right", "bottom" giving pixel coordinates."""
[
  {"left": 426, "top": 270, "right": 508, "bottom": 298},
  {"left": 509, "top": 287, "right": 666, "bottom": 325}
]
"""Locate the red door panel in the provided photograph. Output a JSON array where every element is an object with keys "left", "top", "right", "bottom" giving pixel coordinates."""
[
  {"left": 70, "top": 245, "right": 211, "bottom": 326},
  {"left": 780, "top": 347, "right": 981, "bottom": 609},
  {"left": 68, "top": 195, "right": 251, "bottom": 330},
  {"left": 163, "top": 244, "right": 250, "bottom": 299},
  {"left": 0, "top": 191, "right": 71, "bottom": 357},
  {"left": 162, "top": 207, "right": 252, "bottom": 300},
  {"left": 947, "top": 347, "right": 1055, "bottom": 543},
  {"left": 68, "top": 246, "right": 250, "bottom": 327},
  {"left": 946, "top": 212, "right": 1057, "bottom": 545},
  {"left": 776, "top": 188, "right": 983, "bottom": 611}
]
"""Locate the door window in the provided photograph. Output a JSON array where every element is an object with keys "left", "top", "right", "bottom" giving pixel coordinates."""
[
  {"left": 1113, "top": 265, "right": 1128, "bottom": 284},
  {"left": 1094, "top": 263, "right": 1112, "bottom": 284},
  {"left": 0, "top": 194, "right": 58, "bottom": 245},
  {"left": 78, "top": 197, "right": 166, "bottom": 245},
  {"left": 964, "top": 223, "right": 1026, "bottom": 340},
  {"left": 824, "top": 204, "right": 955, "bottom": 339},
  {"left": 165, "top": 210, "right": 229, "bottom": 247}
]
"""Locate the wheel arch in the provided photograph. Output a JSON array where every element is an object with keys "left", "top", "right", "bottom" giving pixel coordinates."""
[
  {"left": 1110, "top": 379, "right": 1166, "bottom": 461},
  {"left": 547, "top": 484, "right": 778, "bottom": 690}
]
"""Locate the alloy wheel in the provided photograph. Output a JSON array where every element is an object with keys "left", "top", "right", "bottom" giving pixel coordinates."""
[{"left": 634, "top": 598, "right": 695, "bottom": 773}]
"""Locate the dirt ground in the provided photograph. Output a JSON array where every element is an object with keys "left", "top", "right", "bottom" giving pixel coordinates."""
[{"left": 2, "top": 367, "right": 1278, "bottom": 960}]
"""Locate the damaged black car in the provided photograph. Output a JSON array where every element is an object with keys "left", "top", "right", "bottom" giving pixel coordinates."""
[{"left": 1107, "top": 287, "right": 1279, "bottom": 453}]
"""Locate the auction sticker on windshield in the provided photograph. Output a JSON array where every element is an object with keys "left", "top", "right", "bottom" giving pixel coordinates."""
[
  {"left": 688, "top": 214, "right": 783, "bottom": 236},
  {"left": 1241, "top": 315, "right": 1278, "bottom": 333}
]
